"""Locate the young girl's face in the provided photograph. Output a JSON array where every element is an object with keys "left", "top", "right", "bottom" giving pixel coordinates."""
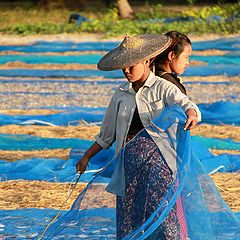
[
  {"left": 122, "top": 61, "right": 148, "bottom": 83},
  {"left": 170, "top": 44, "right": 192, "bottom": 75}
]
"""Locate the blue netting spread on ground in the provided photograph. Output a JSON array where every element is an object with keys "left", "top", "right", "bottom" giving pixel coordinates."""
[
  {"left": 0, "top": 134, "right": 92, "bottom": 151},
  {"left": 0, "top": 54, "right": 102, "bottom": 65},
  {"left": 192, "top": 55, "right": 240, "bottom": 65},
  {"left": 0, "top": 78, "right": 236, "bottom": 86},
  {"left": 0, "top": 209, "right": 239, "bottom": 239},
  {"left": 0, "top": 133, "right": 238, "bottom": 182},
  {"left": 198, "top": 101, "right": 240, "bottom": 125},
  {"left": 0, "top": 65, "right": 238, "bottom": 78},
  {"left": 0, "top": 208, "right": 116, "bottom": 239},
  {"left": 31, "top": 106, "right": 239, "bottom": 239},
  {"left": 0, "top": 106, "right": 239, "bottom": 239},
  {"left": 192, "top": 135, "right": 240, "bottom": 150},
  {"left": 0, "top": 41, "right": 119, "bottom": 53},
  {"left": 0, "top": 108, "right": 105, "bottom": 126},
  {"left": 0, "top": 101, "right": 239, "bottom": 126},
  {"left": 0, "top": 37, "right": 238, "bottom": 53},
  {"left": 192, "top": 36, "right": 240, "bottom": 51},
  {"left": 0, "top": 54, "right": 239, "bottom": 65}
]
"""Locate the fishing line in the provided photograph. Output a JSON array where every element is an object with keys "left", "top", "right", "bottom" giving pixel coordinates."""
[{"left": 37, "top": 173, "right": 81, "bottom": 240}]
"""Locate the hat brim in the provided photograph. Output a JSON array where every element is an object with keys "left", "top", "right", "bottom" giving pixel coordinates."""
[{"left": 98, "top": 34, "right": 172, "bottom": 71}]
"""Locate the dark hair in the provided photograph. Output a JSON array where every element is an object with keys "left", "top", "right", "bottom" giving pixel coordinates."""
[{"left": 154, "top": 31, "right": 191, "bottom": 66}]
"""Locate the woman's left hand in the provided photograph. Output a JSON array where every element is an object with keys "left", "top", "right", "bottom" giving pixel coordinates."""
[{"left": 184, "top": 108, "right": 199, "bottom": 130}]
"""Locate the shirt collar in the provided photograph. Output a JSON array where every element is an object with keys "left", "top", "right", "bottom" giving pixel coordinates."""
[{"left": 120, "top": 71, "right": 156, "bottom": 92}]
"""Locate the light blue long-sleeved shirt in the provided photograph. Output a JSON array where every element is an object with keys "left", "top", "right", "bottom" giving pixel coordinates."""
[{"left": 95, "top": 71, "right": 201, "bottom": 196}]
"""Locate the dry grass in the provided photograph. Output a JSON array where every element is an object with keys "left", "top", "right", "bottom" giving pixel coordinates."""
[
  {"left": 191, "top": 124, "right": 240, "bottom": 142},
  {"left": 0, "top": 109, "right": 61, "bottom": 115},
  {"left": 0, "top": 124, "right": 100, "bottom": 139},
  {"left": 0, "top": 50, "right": 107, "bottom": 56},
  {"left": 192, "top": 49, "right": 230, "bottom": 56},
  {"left": 0, "top": 174, "right": 239, "bottom": 211},
  {"left": 210, "top": 149, "right": 240, "bottom": 155},
  {"left": 0, "top": 124, "right": 238, "bottom": 141},
  {"left": 0, "top": 62, "right": 97, "bottom": 70},
  {"left": 211, "top": 173, "right": 240, "bottom": 212},
  {"left": 186, "top": 75, "right": 240, "bottom": 83},
  {"left": 0, "top": 124, "right": 239, "bottom": 161},
  {"left": 0, "top": 181, "right": 115, "bottom": 210},
  {"left": 0, "top": 60, "right": 205, "bottom": 71},
  {"left": 0, "top": 149, "right": 71, "bottom": 161}
]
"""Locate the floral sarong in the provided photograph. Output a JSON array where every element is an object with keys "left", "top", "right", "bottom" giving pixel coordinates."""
[{"left": 116, "top": 134, "right": 187, "bottom": 240}]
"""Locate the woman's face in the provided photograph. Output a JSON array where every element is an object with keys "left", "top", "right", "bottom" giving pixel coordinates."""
[
  {"left": 170, "top": 44, "right": 192, "bottom": 75},
  {"left": 122, "top": 61, "right": 148, "bottom": 83}
]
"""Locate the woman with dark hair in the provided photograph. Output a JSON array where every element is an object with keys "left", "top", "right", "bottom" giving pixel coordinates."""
[{"left": 153, "top": 31, "right": 192, "bottom": 95}]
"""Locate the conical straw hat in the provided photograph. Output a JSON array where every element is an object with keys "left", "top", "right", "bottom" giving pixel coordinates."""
[{"left": 98, "top": 34, "right": 172, "bottom": 71}]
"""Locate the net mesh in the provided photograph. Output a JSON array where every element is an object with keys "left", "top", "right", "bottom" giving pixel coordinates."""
[{"left": 36, "top": 106, "right": 240, "bottom": 239}]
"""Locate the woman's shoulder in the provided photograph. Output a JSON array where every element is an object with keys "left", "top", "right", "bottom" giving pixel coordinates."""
[
  {"left": 156, "top": 73, "right": 187, "bottom": 95},
  {"left": 112, "top": 82, "right": 130, "bottom": 96},
  {"left": 159, "top": 71, "right": 178, "bottom": 83}
]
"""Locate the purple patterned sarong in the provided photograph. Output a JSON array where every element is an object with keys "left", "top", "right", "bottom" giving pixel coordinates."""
[{"left": 116, "top": 134, "right": 184, "bottom": 240}]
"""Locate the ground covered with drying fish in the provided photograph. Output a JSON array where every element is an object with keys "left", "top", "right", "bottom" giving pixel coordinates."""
[
  {"left": 0, "top": 123, "right": 239, "bottom": 212},
  {"left": 0, "top": 34, "right": 239, "bottom": 217},
  {"left": 0, "top": 173, "right": 239, "bottom": 212}
]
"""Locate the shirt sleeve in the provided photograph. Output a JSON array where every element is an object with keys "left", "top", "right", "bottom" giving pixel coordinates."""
[
  {"left": 162, "top": 81, "right": 202, "bottom": 122},
  {"left": 95, "top": 93, "right": 118, "bottom": 149}
]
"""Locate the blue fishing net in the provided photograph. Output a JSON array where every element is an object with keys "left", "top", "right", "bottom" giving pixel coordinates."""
[
  {"left": 0, "top": 54, "right": 102, "bottom": 65},
  {"left": 0, "top": 37, "right": 238, "bottom": 53},
  {"left": 0, "top": 64, "right": 238, "bottom": 78},
  {"left": 33, "top": 106, "right": 240, "bottom": 239},
  {"left": 0, "top": 101, "right": 239, "bottom": 126},
  {"left": 0, "top": 54, "right": 239, "bottom": 65},
  {"left": 0, "top": 41, "right": 119, "bottom": 53}
]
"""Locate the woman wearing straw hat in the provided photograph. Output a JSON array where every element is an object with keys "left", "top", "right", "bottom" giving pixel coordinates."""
[{"left": 76, "top": 34, "right": 201, "bottom": 239}]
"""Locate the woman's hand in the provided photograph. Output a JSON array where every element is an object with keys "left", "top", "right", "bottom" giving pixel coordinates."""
[
  {"left": 76, "top": 156, "right": 90, "bottom": 174},
  {"left": 75, "top": 142, "right": 103, "bottom": 174},
  {"left": 184, "top": 108, "right": 199, "bottom": 130}
]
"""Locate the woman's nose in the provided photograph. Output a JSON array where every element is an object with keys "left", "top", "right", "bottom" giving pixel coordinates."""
[{"left": 123, "top": 67, "right": 130, "bottom": 73}]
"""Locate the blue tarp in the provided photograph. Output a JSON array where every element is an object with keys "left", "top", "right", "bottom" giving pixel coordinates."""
[
  {"left": 0, "top": 208, "right": 239, "bottom": 239},
  {"left": 0, "top": 37, "right": 238, "bottom": 53},
  {"left": 0, "top": 54, "right": 102, "bottom": 65},
  {"left": 0, "top": 41, "right": 119, "bottom": 53},
  {"left": 0, "top": 134, "right": 92, "bottom": 151},
  {"left": 0, "top": 78, "right": 235, "bottom": 86},
  {"left": 0, "top": 54, "right": 239, "bottom": 65},
  {"left": 0, "top": 133, "right": 238, "bottom": 183},
  {"left": 0, "top": 107, "right": 105, "bottom": 126},
  {"left": 198, "top": 101, "right": 240, "bottom": 125},
  {"left": 0, "top": 65, "right": 238, "bottom": 78},
  {"left": 0, "top": 101, "right": 239, "bottom": 126},
  {"left": 192, "top": 36, "right": 240, "bottom": 51},
  {"left": 0, "top": 208, "right": 116, "bottom": 239}
]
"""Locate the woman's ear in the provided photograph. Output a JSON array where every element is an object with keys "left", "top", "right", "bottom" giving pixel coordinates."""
[
  {"left": 145, "top": 57, "right": 155, "bottom": 67},
  {"left": 168, "top": 51, "right": 175, "bottom": 62}
]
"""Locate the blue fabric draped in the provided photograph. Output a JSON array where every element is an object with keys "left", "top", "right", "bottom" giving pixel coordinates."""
[{"left": 35, "top": 106, "right": 240, "bottom": 239}]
